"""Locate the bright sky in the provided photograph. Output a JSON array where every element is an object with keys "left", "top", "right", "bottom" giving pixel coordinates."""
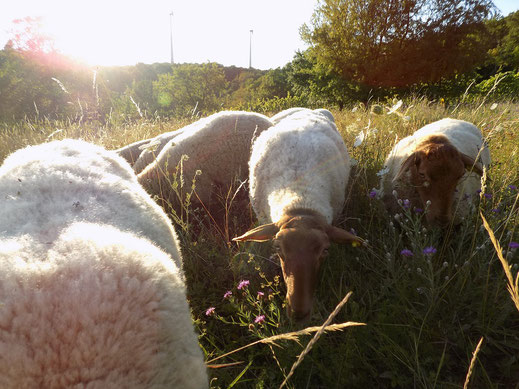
[{"left": 0, "top": 0, "right": 517, "bottom": 70}]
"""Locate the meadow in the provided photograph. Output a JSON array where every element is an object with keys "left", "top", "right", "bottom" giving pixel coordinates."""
[{"left": 1, "top": 97, "right": 518, "bottom": 388}]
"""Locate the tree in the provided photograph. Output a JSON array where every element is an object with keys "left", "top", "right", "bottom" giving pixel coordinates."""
[
  {"left": 301, "top": 0, "right": 496, "bottom": 88},
  {"left": 152, "top": 63, "right": 229, "bottom": 117},
  {"left": 487, "top": 11, "right": 519, "bottom": 70}
]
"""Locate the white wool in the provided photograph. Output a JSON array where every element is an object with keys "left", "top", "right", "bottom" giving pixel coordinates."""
[
  {"left": 250, "top": 112, "right": 350, "bottom": 224},
  {"left": 0, "top": 139, "right": 182, "bottom": 269},
  {"left": 379, "top": 118, "right": 491, "bottom": 217},
  {"left": 270, "top": 107, "right": 335, "bottom": 125},
  {"left": 138, "top": 110, "right": 273, "bottom": 210},
  {"left": 0, "top": 139, "right": 207, "bottom": 388},
  {"left": 115, "top": 137, "right": 152, "bottom": 167},
  {"left": 133, "top": 125, "right": 191, "bottom": 174}
]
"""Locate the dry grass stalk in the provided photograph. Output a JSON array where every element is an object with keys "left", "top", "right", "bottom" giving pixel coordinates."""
[
  {"left": 480, "top": 212, "right": 519, "bottom": 312},
  {"left": 206, "top": 320, "right": 365, "bottom": 366},
  {"left": 279, "top": 291, "right": 357, "bottom": 389},
  {"left": 463, "top": 336, "right": 484, "bottom": 389}
]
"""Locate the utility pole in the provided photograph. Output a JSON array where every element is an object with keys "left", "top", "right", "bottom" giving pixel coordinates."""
[
  {"left": 170, "top": 12, "right": 174, "bottom": 64},
  {"left": 249, "top": 29, "right": 253, "bottom": 69}
]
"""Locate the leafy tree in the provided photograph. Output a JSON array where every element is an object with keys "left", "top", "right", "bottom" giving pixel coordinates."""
[
  {"left": 487, "top": 11, "right": 519, "bottom": 70},
  {"left": 152, "top": 63, "right": 229, "bottom": 117},
  {"left": 302, "top": 0, "right": 496, "bottom": 88}
]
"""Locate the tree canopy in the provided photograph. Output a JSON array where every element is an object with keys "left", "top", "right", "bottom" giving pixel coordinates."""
[{"left": 301, "top": 0, "right": 497, "bottom": 87}]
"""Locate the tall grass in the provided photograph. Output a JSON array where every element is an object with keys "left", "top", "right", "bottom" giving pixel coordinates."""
[{"left": 1, "top": 97, "right": 518, "bottom": 388}]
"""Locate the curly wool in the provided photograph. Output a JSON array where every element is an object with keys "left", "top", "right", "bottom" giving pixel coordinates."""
[
  {"left": 0, "top": 139, "right": 207, "bottom": 388},
  {"left": 379, "top": 118, "right": 491, "bottom": 218},
  {"left": 249, "top": 111, "right": 350, "bottom": 224},
  {"left": 138, "top": 111, "right": 273, "bottom": 211}
]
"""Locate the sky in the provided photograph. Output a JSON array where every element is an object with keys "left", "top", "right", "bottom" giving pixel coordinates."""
[{"left": 0, "top": 0, "right": 517, "bottom": 70}]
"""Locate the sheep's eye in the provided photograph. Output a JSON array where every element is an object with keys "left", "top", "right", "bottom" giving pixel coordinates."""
[{"left": 322, "top": 248, "right": 329, "bottom": 257}]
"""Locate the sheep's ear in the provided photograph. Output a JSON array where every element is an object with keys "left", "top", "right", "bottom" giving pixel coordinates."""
[
  {"left": 233, "top": 223, "right": 279, "bottom": 242},
  {"left": 460, "top": 153, "right": 483, "bottom": 176},
  {"left": 326, "top": 226, "right": 364, "bottom": 246},
  {"left": 393, "top": 152, "right": 419, "bottom": 182}
]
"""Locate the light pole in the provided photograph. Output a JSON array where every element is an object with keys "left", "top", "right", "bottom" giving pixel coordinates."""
[
  {"left": 249, "top": 29, "right": 253, "bottom": 69},
  {"left": 169, "top": 12, "right": 174, "bottom": 64}
]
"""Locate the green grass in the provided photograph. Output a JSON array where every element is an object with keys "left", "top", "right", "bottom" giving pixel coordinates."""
[{"left": 1, "top": 97, "right": 518, "bottom": 388}]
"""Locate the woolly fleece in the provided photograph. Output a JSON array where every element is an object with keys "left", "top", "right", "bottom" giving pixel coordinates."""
[
  {"left": 138, "top": 111, "right": 273, "bottom": 210},
  {"left": 249, "top": 111, "right": 350, "bottom": 224},
  {"left": 379, "top": 118, "right": 491, "bottom": 218}
]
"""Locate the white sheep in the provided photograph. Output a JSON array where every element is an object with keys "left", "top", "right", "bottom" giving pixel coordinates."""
[
  {"left": 138, "top": 111, "right": 273, "bottom": 215},
  {"left": 270, "top": 107, "right": 335, "bottom": 125},
  {"left": 115, "top": 137, "right": 152, "bottom": 167},
  {"left": 379, "top": 118, "right": 491, "bottom": 226},
  {"left": 0, "top": 139, "right": 207, "bottom": 388},
  {"left": 132, "top": 125, "right": 191, "bottom": 174},
  {"left": 233, "top": 112, "right": 361, "bottom": 322}
]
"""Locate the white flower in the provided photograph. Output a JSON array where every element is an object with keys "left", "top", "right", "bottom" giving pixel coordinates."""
[
  {"left": 354, "top": 131, "right": 365, "bottom": 147},
  {"left": 376, "top": 166, "right": 390, "bottom": 177},
  {"left": 387, "top": 100, "right": 403, "bottom": 115}
]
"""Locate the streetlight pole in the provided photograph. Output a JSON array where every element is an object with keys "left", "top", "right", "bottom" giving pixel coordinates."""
[
  {"left": 249, "top": 30, "right": 253, "bottom": 69},
  {"left": 170, "top": 12, "right": 174, "bottom": 64}
]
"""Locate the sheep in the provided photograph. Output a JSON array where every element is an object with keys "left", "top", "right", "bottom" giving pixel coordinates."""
[
  {"left": 0, "top": 139, "right": 182, "bottom": 269},
  {"left": 379, "top": 118, "right": 491, "bottom": 226},
  {"left": 233, "top": 112, "right": 362, "bottom": 323},
  {"left": 137, "top": 111, "right": 273, "bottom": 217},
  {"left": 132, "top": 125, "right": 191, "bottom": 174},
  {"left": 0, "top": 139, "right": 208, "bottom": 388},
  {"left": 115, "top": 137, "right": 152, "bottom": 167},
  {"left": 270, "top": 107, "right": 335, "bottom": 125}
]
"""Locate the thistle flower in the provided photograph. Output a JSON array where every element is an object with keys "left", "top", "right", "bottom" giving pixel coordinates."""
[
  {"left": 237, "top": 279, "right": 250, "bottom": 290},
  {"left": 254, "top": 315, "right": 266, "bottom": 324},
  {"left": 205, "top": 307, "right": 215, "bottom": 317},
  {"left": 400, "top": 249, "right": 413, "bottom": 257},
  {"left": 423, "top": 246, "right": 437, "bottom": 256}
]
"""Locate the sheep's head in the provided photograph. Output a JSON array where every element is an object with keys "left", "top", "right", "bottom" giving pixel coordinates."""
[
  {"left": 394, "top": 135, "right": 483, "bottom": 226},
  {"left": 233, "top": 210, "right": 361, "bottom": 323}
]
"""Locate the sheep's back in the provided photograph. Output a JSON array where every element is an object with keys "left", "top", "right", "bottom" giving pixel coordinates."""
[
  {"left": 250, "top": 115, "right": 350, "bottom": 224},
  {"left": 0, "top": 222, "right": 207, "bottom": 388}
]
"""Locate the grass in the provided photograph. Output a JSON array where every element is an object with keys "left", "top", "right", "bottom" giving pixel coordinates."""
[{"left": 1, "top": 97, "right": 518, "bottom": 388}]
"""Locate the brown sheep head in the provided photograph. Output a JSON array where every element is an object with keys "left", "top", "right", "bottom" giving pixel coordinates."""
[
  {"left": 393, "top": 135, "right": 483, "bottom": 226},
  {"left": 233, "top": 209, "right": 362, "bottom": 323}
]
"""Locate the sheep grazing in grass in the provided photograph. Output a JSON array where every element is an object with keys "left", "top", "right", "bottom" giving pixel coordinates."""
[
  {"left": 115, "top": 137, "right": 152, "bottom": 167},
  {"left": 379, "top": 118, "right": 491, "bottom": 226},
  {"left": 270, "top": 107, "right": 335, "bottom": 125},
  {"left": 233, "top": 112, "right": 362, "bottom": 323},
  {"left": 132, "top": 125, "right": 191, "bottom": 174},
  {"left": 0, "top": 139, "right": 207, "bottom": 388},
  {"left": 137, "top": 111, "right": 273, "bottom": 217}
]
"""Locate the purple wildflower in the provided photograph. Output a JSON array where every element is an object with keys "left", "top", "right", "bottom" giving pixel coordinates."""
[
  {"left": 223, "top": 290, "right": 232, "bottom": 299},
  {"left": 205, "top": 307, "right": 215, "bottom": 317},
  {"left": 423, "top": 246, "right": 437, "bottom": 256},
  {"left": 403, "top": 199, "right": 411, "bottom": 209},
  {"left": 509, "top": 185, "right": 517, "bottom": 191},
  {"left": 254, "top": 315, "right": 266, "bottom": 324},
  {"left": 368, "top": 190, "right": 377, "bottom": 199},
  {"left": 257, "top": 291, "right": 265, "bottom": 299},
  {"left": 400, "top": 249, "right": 414, "bottom": 257},
  {"left": 509, "top": 242, "right": 519, "bottom": 249},
  {"left": 237, "top": 279, "right": 250, "bottom": 290},
  {"left": 476, "top": 189, "right": 482, "bottom": 195},
  {"left": 414, "top": 207, "right": 423, "bottom": 214},
  {"left": 491, "top": 208, "right": 500, "bottom": 213},
  {"left": 484, "top": 193, "right": 492, "bottom": 199}
]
